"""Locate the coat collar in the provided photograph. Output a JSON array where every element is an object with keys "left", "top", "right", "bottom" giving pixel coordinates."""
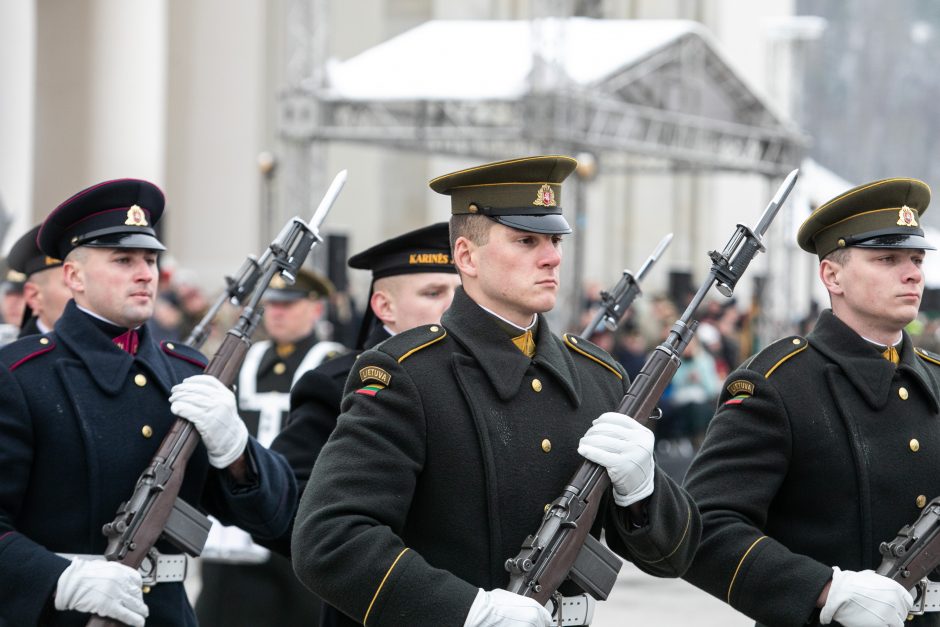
[
  {"left": 442, "top": 287, "right": 580, "bottom": 404},
  {"left": 808, "top": 309, "right": 940, "bottom": 412},
  {"left": 53, "top": 301, "right": 176, "bottom": 396}
]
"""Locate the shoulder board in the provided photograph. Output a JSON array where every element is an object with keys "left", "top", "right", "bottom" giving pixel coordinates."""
[
  {"left": 915, "top": 346, "right": 940, "bottom": 367},
  {"left": 562, "top": 333, "right": 623, "bottom": 380},
  {"left": 745, "top": 335, "right": 808, "bottom": 379},
  {"left": 160, "top": 341, "right": 208, "bottom": 369},
  {"left": 378, "top": 324, "right": 447, "bottom": 363},
  {"left": 0, "top": 334, "right": 56, "bottom": 372}
]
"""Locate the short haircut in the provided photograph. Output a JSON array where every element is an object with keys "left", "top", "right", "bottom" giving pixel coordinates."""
[
  {"left": 823, "top": 247, "right": 851, "bottom": 266},
  {"left": 64, "top": 246, "right": 89, "bottom": 264},
  {"left": 449, "top": 214, "right": 493, "bottom": 251}
]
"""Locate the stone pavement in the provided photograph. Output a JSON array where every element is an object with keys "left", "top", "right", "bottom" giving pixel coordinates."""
[{"left": 591, "top": 561, "right": 754, "bottom": 626}]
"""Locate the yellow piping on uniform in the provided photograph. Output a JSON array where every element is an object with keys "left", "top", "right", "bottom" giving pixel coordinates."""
[
  {"left": 639, "top": 504, "right": 692, "bottom": 564},
  {"left": 364, "top": 548, "right": 410, "bottom": 625},
  {"left": 917, "top": 348, "right": 940, "bottom": 366},
  {"left": 398, "top": 331, "right": 447, "bottom": 363},
  {"left": 764, "top": 344, "right": 806, "bottom": 379},
  {"left": 727, "top": 536, "right": 768, "bottom": 603},
  {"left": 563, "top": 335, "right": 623, "bottom": 380}
]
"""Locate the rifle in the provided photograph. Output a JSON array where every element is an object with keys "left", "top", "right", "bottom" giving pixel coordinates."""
[
  {"left": 581, "top": 233, "right": 673, "bottom": 338},
  {"left": 876, "top": 496, "right": 940, "bottom": 615},
  {"left": 504, "top": 169, "right": 799, "bottom": 609},
  {"left": 87, "top": 170, "right": 347, "bottom": 627}
]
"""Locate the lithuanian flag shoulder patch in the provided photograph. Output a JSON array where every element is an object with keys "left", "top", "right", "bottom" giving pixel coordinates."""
[{"left": 356, "top": 383, "right": 386, "bottom": 397}]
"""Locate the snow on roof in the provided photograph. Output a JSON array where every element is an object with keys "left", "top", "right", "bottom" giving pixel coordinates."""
[{"left": 325, "top": 19, "right": 703, "bottom": 101}]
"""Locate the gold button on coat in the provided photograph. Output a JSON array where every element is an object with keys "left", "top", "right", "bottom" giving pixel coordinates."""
[
  {"left": 899, "top": 387, "right": 909, "bottom": 400},
  {"left": 531, "top": 379, "right": 543, "bottom": 392},
  {"left": 273, "top": 363, "right": 287, "bottom": 375},
  {"left": 39, "top": 337, "right": 50, "bottom": 345},
  {"left": 134, "top": 374, "right": 147, "bottom": 387},
  {"left": 917, "top": 495, "right": 928, "bottom": 508},
  {"left": 166, "top": 342, "right": 175, "bottom": 350},
  {"left": 430, "top": 326, "right": 439, "bottom": 332},
  {"left": 142, "top": 425, "right": 153, "bottom": 438},
  {"left": 541, "top": 438, "right": 552, "bottom": 453},
  {"left": 910, "top": 439, "right": 920, "bottom": 452}
]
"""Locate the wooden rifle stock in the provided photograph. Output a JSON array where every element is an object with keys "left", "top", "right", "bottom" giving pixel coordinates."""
[
  {"left": 504, "top": 342, "right": 683, "bottom": 604},
  {"left": 86, "top": 333, "right": 250, "bottom": 627}
]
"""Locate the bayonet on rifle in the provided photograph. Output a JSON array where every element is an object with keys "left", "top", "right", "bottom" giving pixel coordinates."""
[{"left": 504, "top": 169, "right": 799, "bottom": 609}]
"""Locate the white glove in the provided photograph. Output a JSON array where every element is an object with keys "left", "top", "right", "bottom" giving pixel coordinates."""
[
  {"left": 170, "top": 374, "right": 249, "bottom": 468},
  {"left": 54, "top": 559, "right": 149, "bottom": 627},
  {"left": 820, "top": 567, "right": 913, "bottom": 626},
  {"left": 463, "top": 588, "right": 552, "bottom": 627},
  {"left": 577, "top": 411, "right": 655, "bottom": 507}
]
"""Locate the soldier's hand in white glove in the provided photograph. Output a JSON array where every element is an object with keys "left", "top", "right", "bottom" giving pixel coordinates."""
[
  {"left": 578, "top": 411, "right": 655, "bottom": 507},
  {"left": 819, "top": 567, "right": 913, "bottom": 627},
  {"left": 55, "top": 559, "right": 149, "bottom": 627},
  {"left": 463, "top": 588, "right": 553, "bottom": 627},
  {"left": 170, "top": 373, "right": 248, "bottom": 468}
]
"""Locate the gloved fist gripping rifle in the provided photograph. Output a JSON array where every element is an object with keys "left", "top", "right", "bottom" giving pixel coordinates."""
[
  {"left": 876, "top": 496, "right": 940, "bottom": 616},
  {"left": 86, "top": 171, "right": 347, "bottom": 627},
  {"left": 504, "top": 170, "right": 799, "bottom": 613}
]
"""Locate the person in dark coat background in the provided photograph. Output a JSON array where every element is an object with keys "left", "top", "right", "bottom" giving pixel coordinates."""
[
  {"left": 266, "top": 222, "right": 460, "bottom": 627},
  {"left": 6, "top": 224, "right": 70, "bottom": 338},
  {"left": 196, "top": 267, "right": 342, "bottom": 627},
  {"left": 272, "top": 221, "right": 460, "bottom": 503},
  {"left": 0, "top": 179, "right": 297, "bottom": 627},
  {"left": 291, "top": 156, "right": 700, "bottom": 627},
  {"left": 682, "top": 178, "right": 940, "bottom": 627}
]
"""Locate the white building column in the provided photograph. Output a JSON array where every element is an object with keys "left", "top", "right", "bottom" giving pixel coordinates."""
[{"left": 0, "top": 0, "right": 36, "bottom": 242}]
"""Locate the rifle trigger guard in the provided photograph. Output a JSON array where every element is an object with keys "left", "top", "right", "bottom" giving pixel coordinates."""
[{"left": 912, "top": 579, "right": 929, "bottom": 616}]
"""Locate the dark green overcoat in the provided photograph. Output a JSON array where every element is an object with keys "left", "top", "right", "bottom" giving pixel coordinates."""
[
  {"left": 292, "top": 288, "right": 700, "bottom": 626},
  {"left": 683, "top": 310, "right": 940, "bottom": 626}
]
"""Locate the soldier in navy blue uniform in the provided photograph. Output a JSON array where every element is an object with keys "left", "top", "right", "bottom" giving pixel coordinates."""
[
  {"left": 291, "top": 156, "right": 700, "bottom": 627},
  {"left": 6, "top": 224, "right": 70, "bottom": 338},
  {"left": 682, "top": 178, "right": 940, "bottom": 627},
  {"left": 0, "top": 179, "right": 296, "bottom": 627}
]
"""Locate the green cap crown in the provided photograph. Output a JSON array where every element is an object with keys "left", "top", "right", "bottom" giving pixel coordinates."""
[{"left": 797, "top": 177, "right": 935, "bottom": 259}]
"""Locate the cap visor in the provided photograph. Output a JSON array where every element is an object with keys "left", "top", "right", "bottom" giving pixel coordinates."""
[
  {"left": 495, "top": 214, "right": 572, "bottom": 235},
  {"left": 82, "top": 232, "right": 167, "bottom": 252},
  {"left": 262, "top": 290, "right": 307, "bottom": 303},
  {"left": 853, "top": 234, "right": 936, "bottom": 251}
]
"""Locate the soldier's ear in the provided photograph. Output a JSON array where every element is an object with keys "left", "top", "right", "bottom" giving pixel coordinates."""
[
  {"left": 819, "top": 259, "right": 843, "bottom": 295},
  {"left": 452, "top": 236, "right": 478, "bottom": 278},
  {"left": 370, "top": 289, "right": 394, "bottom": 326},
  {"left": 62, "top": 260, "right": 85, "bottom": 295}
]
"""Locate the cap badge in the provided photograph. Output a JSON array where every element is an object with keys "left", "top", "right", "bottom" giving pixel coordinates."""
[
  {"left": 45, "top": 256, "right": 61, "bottom": 266},
  {"left": 270, "top": 274, "right": 288, "bottom": 289},
  {"left": 898, "top": 205, "right": 919, "bottom": 227},
  {"left": 533, "top": 184, "right": 556, "bottom": 207},
  {"left": 125, "top": 205, "right": 149, "bottom": 227}
]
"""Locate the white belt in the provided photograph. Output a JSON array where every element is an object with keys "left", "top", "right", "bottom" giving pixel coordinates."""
[
  {"left": 912, "top": 580, "right": 940, "bottom": 614},
  {"left": 549, "top": 593, "right": 596, "bottom": 626},
  {"left": 57, "top": 549, "right": 187, "bottom": 586}
]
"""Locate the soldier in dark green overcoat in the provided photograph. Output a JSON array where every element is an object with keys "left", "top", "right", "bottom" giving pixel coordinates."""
[
  {"left": 683, "top": 178, "right": 940, "bottom": 627},
  {"left": 292, "top": 156, "right": 700, "bottom": 627}
]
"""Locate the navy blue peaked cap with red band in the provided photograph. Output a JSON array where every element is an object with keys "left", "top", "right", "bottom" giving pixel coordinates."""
[{"left": 37, "top": 178, "right": 166, "bottom": 260}]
